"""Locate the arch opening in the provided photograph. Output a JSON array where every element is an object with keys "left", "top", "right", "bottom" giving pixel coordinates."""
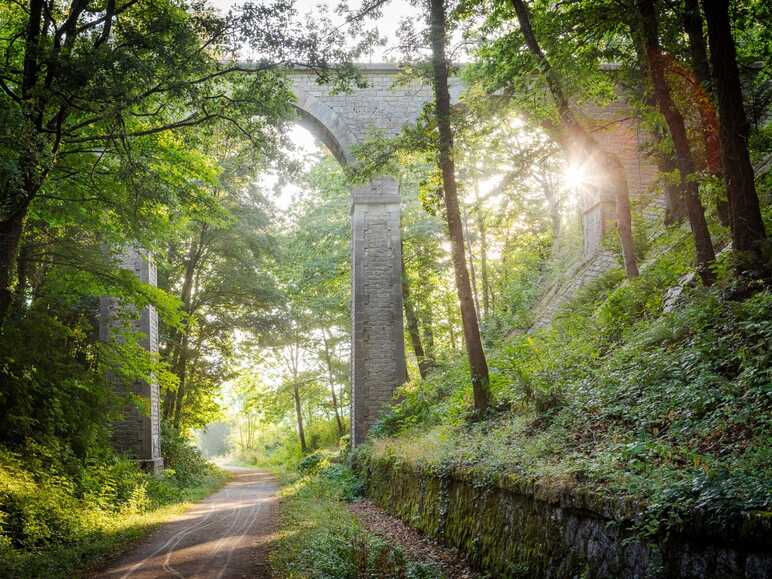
[{"left": 290, "top": 84, "right": 358, "bottom": 167}]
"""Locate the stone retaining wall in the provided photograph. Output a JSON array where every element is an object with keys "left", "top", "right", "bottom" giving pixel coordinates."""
[{"left": 358, "top": 459, "right": 772, "bottom": 578}]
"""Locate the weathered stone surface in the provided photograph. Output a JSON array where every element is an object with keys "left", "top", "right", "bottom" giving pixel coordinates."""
[
  {"left": 530, "top": 249, "right": 620, "bottom": 330},
  {"left": 99, "top": 247, "right": 163, "bottom": 473},
  {"left": 360, "top": 459, "right": 772, "bottom": 579},
  {"left": 287, "top": 65, "right": 462, "bottom": 164},
  {"left": 351, "top": 177, "right": 406, "bottom": 445},
  {"left": 265, "top": 64, "right": 662, "bottom": 439}
]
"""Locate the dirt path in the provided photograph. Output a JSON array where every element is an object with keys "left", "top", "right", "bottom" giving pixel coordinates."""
[
  {"left": 96, "top": 468, "right": 279, "bottom": 579},
  {"left": 349, "top": 499, "right": 478, "bottom": 578}
]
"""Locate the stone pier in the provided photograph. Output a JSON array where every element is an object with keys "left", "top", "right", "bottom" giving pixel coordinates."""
[
  {"left": 99, "top": 247, "right": 163, "bottom": 472},
  {"left": 351, "top": 177, "right": 407, "bottom": 445}
]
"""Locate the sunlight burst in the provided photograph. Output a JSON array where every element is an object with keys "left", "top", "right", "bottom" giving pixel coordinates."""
[{"left": 563, "top": 161, "right": 587, "bottom": 191}]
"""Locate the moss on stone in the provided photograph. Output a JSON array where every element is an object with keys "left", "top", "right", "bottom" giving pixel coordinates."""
[{"left": 357, "top": 456, "right": 772, "bottom": 578}]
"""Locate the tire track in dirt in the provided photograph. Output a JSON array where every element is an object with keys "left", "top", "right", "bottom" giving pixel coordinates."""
[{"left": 95, "top": 468, "right": 279, "bottom": 579}]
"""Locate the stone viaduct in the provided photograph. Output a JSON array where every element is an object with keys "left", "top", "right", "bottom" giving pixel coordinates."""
[
  {"left": 104, "top": 64, "right": 659, "bottom": 466},
  {"left": 289, "top": 64, "right": 658, "bottom": 445}
]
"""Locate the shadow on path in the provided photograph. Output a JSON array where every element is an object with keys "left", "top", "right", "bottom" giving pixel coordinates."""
[{"left": 94, "top": 468, "right": 279, "bottom": 579}]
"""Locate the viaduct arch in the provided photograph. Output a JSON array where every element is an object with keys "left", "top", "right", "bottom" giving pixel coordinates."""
[
  {"left": 286, "top": 64, "right": 658, "bottom": 445},
  {"left": 287, "top": 64, "right": 442, "bottom": 445},
  {"left": 104, "top": 64, "right": 660, "bottom": 467}
]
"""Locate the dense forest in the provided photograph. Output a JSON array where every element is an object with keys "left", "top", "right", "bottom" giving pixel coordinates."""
[{"left": 1, "top": 0, "right": 770, "bottom": 577}]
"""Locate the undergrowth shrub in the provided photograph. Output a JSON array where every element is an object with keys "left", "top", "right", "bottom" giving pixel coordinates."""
[
  {"left": 365, "top": 239, "right": 772, "bottom": 537},
  {"left": 0, "top": 450, "right": 83, "bottom": 551},
  {"left": 161, "top": 425, "right": 216, "bottom": 486},
  {"left": 271, "top": 462, "right": 439, "bottom": 578},
  {"left": 298, "top": 451, "right": 325, "bottom": 475},
  {"left": 0, "top": 432, "right": 224, "bottom": 578}
]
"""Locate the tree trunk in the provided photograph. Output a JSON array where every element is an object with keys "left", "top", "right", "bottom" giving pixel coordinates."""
[
  {"left": 638, "top": 0, "right": 716, "bottom": 285},
  {"left": 13, "top": 235, "right": 32, "bottom": 315},
  {"left": 292, "top": 380, "right": 307, "bottom": 453},
  {"left": 606, "top": 154, "right": 641, "bottom": 279},
  {"left": 657, "top": 147, "right": 688, "bottom": 225},
  {"left": 430, "top": 0, "right": 491, "bottom": 412},
  {"left": 163, "top": 389, "right": 176, "bottom": 421},
  {"left": 510, "top": 0, "right": 639, "bottom": 278},
  {"left": 1, "top": 1, "right": 46, "bottom": 325},
  {"left": 701, "top": 0, "right": 768, "bottom": 268},
  {"left": 445, "top": 297, "right": 458, "bottom": 352},
  {"left": 172, "top": 331, "right": 190, "bottom": 429},
  {"left": 682, "top": 0, "right": 712, "bottom": 92},
  {"left": 420, "top": 301, "right": 436, "bottom": 364},
  {"left": 463, "top": 205, "right": 482, "bottom": 320},
  {"left": 0, "top": 210, "right": 28, "bottom": 324},
  {"left": 629, "top": 22, "right": 687, "bottom": 226},
  {"left": 402, "top": 257, "right": 431, "bottom": 379},
  {"left": 473, "top": 185, "right": 491, "bottom": 316},
  {"left": 321, "top": 328, "right": 344, "bottom": 435},
  {"left": 681, "top": 0, "right": 730, "bottom": 225},
  {"left": 166, "top": 231, "right": 205, "bottom": 425}
]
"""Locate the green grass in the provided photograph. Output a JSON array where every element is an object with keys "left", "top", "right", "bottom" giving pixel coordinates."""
[
  {"left": 0, "top": 434, "right": 229, "bottom": 578},
  {"left": 270, "top": 460, "right": 443, "bottom": 579},
  {"left": 363, "top": 228, "right": 772, "bottom": 538}
]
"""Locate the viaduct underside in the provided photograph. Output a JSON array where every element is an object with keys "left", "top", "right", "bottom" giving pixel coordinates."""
[{"left": 103, "top": 64, "right": 659, "bottom": 466}]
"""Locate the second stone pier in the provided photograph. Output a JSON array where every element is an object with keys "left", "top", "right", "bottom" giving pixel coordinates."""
[{"left": 351, "top": 176, "right": 407, "bottom": 445}]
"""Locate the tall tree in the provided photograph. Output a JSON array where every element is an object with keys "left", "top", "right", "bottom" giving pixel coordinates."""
[
  {"left": 701, "top": 0, "right": 768, "bottom": 269},
  {"left": 429, "top": 0, "right": 491, "bottom": 411},
  {"left": 271, "top": 324, "right": 310, "bottom": 454},
  {"left": 509, "top": 0, "right": 640, "bottom": 279},
  {"left": 682, "top": 0, "right": 712, "bottom": 92},
  {"left": 462, "top": 205, "right": 483, "bottom": 319},
  {"left": 473, "top": 183, "right": 492, "bottom": 315},
  {"left": 291, "top": 376, "right": 308, "bottom": 453},
  {"left": 637, "top": 0, "right": 716, "bottom": 284},
  {"left": 0, "top": 0, "right": 365, "bottom": 325},
  {"left": 680, "top": 0, "right": 729, "bottom": 225},
  {"left": 402, "top": 253, "right": 432, "bottom": 379},
  {"left": 320, "top": 328, "right": 345, "bottom": 435},
  {"left": 159, "top": 131, "right": 280, "bottom": 430}
]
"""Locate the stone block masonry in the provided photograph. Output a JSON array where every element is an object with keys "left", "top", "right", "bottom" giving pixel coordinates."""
[
  {"left": 351, "top": 177, "right": 407, "bottom": 446},
  {"left": 284, "top": 64, "right": 664, "bottom": 440},
  {"left": 360, "top": 459, "right": 772, "bottom": 578},
  {"left": 99, "top": 247, "right": 163, "bottom": 473}
]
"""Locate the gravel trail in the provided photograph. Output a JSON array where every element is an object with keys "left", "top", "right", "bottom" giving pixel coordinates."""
[{"left": 96, "top": 468, "right": 279, "bottom": 579}]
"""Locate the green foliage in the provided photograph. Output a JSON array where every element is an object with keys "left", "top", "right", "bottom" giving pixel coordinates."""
[
  {"left": 0, "top": 309, "right": 112, "bottom": 455},
  {"left": 235, "top": 417, "right": 345, "bottom": 479},
  {"left": 271, "top": 463, "right": 441, "bottom": 579},
  {"left": 0, "top": 438, "right": 225, "bottom": 578},
  {"left": 368, "top": 237, "right": 772, "bottom": 537},
  {"left": 298, "top": 450, "right": 328, "bottom": 476},
  {"left": 160, "top": 426, "right": 220, "bottom": 487}
]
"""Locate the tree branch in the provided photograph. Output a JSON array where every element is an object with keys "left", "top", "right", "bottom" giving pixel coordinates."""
[
  {"left": 64, "top": 112, "right": 220, "bottom": 144},
  {"left": 94, "top": 0, "right": 116, "bottom": 48},
  {"left": 76, "top": 0, "right": 139, "bottom": 34}
]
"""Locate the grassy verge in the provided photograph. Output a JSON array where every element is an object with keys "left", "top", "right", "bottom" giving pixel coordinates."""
[
  {"left": 0, "top": 432, "right": 229, "bottom": 578},
  {"left": 363, "top": 231, "right": 772, "bottom": 538},
  {"left": 17, "top": 472, "right": 226, "bottom": 578},
  {"left": 270, "top": 459, "right": 442, "bottom": 579}
]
